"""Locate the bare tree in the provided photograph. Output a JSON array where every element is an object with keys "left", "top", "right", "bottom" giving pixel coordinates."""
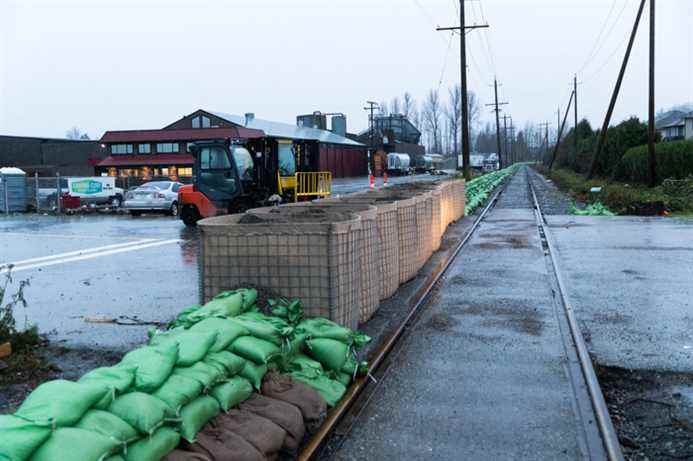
[
  {"left": 390, "top": 97, "right": 401, "bottom": 116},
  {"left": 403, "top": 92, "right": 415, "bottom": 119},
  {"left": 65, "top": 126, "right": 87, "bottom": 140},
  {"left": 468, "top": 91, "right": 480, "bottom": 138},
  {"left": 422, "top": 89, "right": 442, "bottom": 153},
  {"left": 446, "top": 85, "right": 462, "bottom": 157}
]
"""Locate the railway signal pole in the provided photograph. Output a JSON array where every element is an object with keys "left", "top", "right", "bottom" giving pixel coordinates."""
[
  {"left": 486, "top": 78, "right": 508, "bottom": 169},
  {"left": 437, "top": 1, "right": 489, "bottom": 180}
]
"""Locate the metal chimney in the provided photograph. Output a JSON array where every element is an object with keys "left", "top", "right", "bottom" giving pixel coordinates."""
[{"left": 244, "top": 113, "right": 255, "bottom": 126}]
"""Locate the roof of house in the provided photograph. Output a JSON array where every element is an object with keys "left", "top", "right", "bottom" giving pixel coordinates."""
[
  {"left": 655, "top": 110, "right": 693, "bottom": 130},
  {"left": 100, "top": 127, "right": 264, "bottom": 144},
  {"left": 210, "top": 111, "right": 364, "bottom": 147},
  {"left": 96, "top": 154, "right": 194, "bottom": 168}
]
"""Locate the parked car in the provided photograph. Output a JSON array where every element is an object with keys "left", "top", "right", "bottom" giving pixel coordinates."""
[{"left": 123, "top": 181, "right": 183, "bottom": 216}]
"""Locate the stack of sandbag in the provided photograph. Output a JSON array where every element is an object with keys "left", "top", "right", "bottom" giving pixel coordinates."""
[{"left": 0, "top": 288, "right": 370, "bottom": 461}]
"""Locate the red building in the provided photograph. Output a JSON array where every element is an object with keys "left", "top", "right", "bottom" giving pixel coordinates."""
[{"left": 97, "top": 109, "right": 367, "bottom": 179}]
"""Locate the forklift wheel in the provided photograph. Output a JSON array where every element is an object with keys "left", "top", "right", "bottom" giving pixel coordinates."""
[{"left": 181, "top": 206, "right": 200, "bottom": 226}]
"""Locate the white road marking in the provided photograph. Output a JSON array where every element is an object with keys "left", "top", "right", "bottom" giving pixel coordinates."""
[
  {"left": 1, "top": 239, "right": 182, "bottom": 273},
  {"left": 1, "top": 239, "right": 156, "bottom": 268}
]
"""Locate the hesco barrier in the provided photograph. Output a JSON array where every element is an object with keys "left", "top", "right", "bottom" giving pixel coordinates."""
[
  {"left": 451, "top": 179, "right": 467, "bottom": 221},
  {"left": 248, "top": 203, "right": 381, "bottom": 325},
  {"left": 323, "top": 196, "right": 400, "bottom": 301},
  {"left": 199, "top": 211, "right": 362, "bottom": 329},
  {"left": 429, "top": 186, "right": 443, "bottom": 252}
]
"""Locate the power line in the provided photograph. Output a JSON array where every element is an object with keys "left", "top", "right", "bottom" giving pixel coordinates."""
[
  {"left": 579, "top": 0, "right": 630, "bottom": 75},
  {"left": 437, "top": 32, "right": 457, "bottom": 91},
  {"left": 582, "top": 28, "right": 631, "bottom": 84},
  {"left": 475, "top": 0, "right": 497, "bottom": 75},
  {"left": 578, "top": 0, "right": 618, "bottom": 73}
]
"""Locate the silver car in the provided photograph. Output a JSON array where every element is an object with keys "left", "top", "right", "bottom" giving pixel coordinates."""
[{"left": 123, "top": 181, "right": 183, "bottom": 216}]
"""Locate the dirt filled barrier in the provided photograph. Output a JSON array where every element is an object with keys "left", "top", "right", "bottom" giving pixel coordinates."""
[
  {"left": 322, "top": 195, "right": 400, "bottom": 302},
  {"left": 199, "top": 210, "right": 362, "bottom": 330},
  {"left": 247, "top": 203, "right": 381, "bottom": 325}
]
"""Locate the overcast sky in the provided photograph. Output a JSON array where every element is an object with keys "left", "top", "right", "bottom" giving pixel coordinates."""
[{"left": 1, "top": 0, "right": 691, "bottom": 140}]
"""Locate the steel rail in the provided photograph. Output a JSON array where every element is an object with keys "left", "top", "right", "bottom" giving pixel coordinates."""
[
  {"left": 528, "top": 179, "right": 623, "bottom": 461},
  {"left": 298, "top": 180, "right": 509, "bottom": 461}
]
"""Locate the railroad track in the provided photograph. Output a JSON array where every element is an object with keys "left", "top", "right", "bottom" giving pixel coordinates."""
[{"left": 299, "top": 167, "right": 623, "bottom": 461}]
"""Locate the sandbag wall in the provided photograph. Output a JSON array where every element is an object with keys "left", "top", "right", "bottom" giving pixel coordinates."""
[
  {"left": 1, "top": 290, "right": 371, "bottom": 461},
  {"left": 200, "top": 209, "right": 362, "bottom": 330},
  {"left": 199, "top": 178, "right": 465, "bottom": 329}
]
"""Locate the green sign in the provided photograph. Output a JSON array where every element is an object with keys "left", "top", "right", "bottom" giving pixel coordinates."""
[{"left": 70, "top": 179, "right": 103, "bottom": 195}]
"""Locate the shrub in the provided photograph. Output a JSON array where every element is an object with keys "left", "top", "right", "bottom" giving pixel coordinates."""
[{"left": 618, "top": 140, "right": 693, "bottom": 184}]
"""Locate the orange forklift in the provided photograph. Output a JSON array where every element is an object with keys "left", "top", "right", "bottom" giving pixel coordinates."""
[{"left": 178, "top": 138, "right": 332, "bottom": 226}]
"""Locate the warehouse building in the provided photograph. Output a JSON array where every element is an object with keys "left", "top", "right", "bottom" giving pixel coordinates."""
[{"left": 0, "top": 135, "right": 106, "bottom": 176}]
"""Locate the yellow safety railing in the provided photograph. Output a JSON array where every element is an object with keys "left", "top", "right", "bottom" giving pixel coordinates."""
[{"left": 277, "top": 171, "right": 331, "bottom": 201}]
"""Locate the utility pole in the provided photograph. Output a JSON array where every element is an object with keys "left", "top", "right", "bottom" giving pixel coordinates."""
[
  {"left": 502, "top": 115, "right": 510, "bottom": 166},
  {"left": 550, "top": 91, "right": 575, "bottom": 170},
  {"left": 509, "top": 120, "right": 516, "bottom": 165},
  {"left": 557, "top": 107, "right": 561, "bottom": 144},
  {"left": 486, "top": 78, "right": 508, "bottom": 169},
  {"left": 437, "top": 2, "right": 489, "bottom": 180},
  {"left": 588, "top": 0, "right": 647, "bottom": 179},
  {"left": 364, "top": 101, "right": 379, "bottom": 175},
  {"left": 648, "top": 0, "right": 657, "bottom": 187},
  {"left": 574, "top": 75, "right": 579, "bottom": 156}
]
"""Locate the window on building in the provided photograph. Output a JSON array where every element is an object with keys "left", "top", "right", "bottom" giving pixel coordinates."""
[
  {"left": 157, "top": 143, "right": 180, "bottom": 153},
  {"left": 192, "top": 116, "right": 200, "bottom": 129},
  {"left": 277, "top": 141, "right": 296, "bottom": 176},
  {"left": 178, "top": 167, "right": 193, "bottom": 176},
  {"left": 111, "top": 144, "right": 133, "bottom": 154},
  {"left": 138, "top": 144, "right": 151, "bottom": 154},
  {"left": 202, "top": 116, "right": 210, "bottom": 128}
]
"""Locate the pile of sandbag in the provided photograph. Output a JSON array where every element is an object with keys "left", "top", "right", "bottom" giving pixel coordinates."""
[{"left": 0, "top": 288, "right": 370, "bottom": 461}]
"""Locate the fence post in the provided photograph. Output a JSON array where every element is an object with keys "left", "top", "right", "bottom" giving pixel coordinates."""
[
  {"left": 35, "top": 172, "right": 40, "bottom": 212},
  {"left": 56, "top": 173, "right": 61, "bottom": 214}
]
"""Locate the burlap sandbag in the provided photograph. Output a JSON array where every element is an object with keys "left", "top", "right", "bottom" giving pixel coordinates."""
[
  {"left": 163, "top": 449, "right": 211, "bottom": 461},
  {"left": 209, "top": 410, "right": 285, "bottom": 458},
  {"left": 238, "top": 393, "right": 305, "bottom": 453},
  {"left": 261, "top": 372, "right": 327, "bottom": 434},
  {"left": 183, "top": 427, "right": 263, "bottom": 461}
]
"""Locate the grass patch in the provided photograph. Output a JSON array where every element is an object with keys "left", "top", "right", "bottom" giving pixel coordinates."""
[{"left": 539, "top": 167, "right": 693, "bottom": 216}]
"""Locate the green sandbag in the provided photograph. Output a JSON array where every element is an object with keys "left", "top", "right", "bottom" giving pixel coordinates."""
[
  {"left": 290, "top": 373, "right": 347, "bottom": 408},
  {"left": 75, "top": 409, "right": 140, "bottom": 445},
  {"left": 341, "top": 355, "right": 369, "bottom": 377},
  {"left": 31, "top": 427, "right": 120, "bottom": 461},
  {"left": 236, "top": 288, "right": 258, "bottom": 311},
  {"left": 267, "top": 298, "right": 303, "bottom": 324},
  {"left": 238, "top": 360, "right": 268, "bottom": 390},
  {"left": 210, "top": 376, "right": 254, "bottom": 411},
  {"left": 187, "top": 291, "right": 244, "bottom": 323},
  {"left": 306, "top": 338, "right": 350, "bottom": 372},
  {"left": 149, "top": 329, "right": 217, "bottom": 366},
  {"left": 125, "top": 426, "right": 180, "bottom": 461},
  {"left": 15, "top": 379, "right": 111, "bottom": 427},
  {"left": 295, "top": 317, "right": 371, "bottom": 349},
  {"left": 80, "top": 366, "right": 136, "bottom": 394},
  {"left": 152, "top": 374, "right": 203, "bottom": 415},
  {"left": 104, "top": 456, "right": 126, "bottom": 461},
  {"left": 333, "top": 371, "right": 352, "bottom": 387},
  {"left": 178, "top": 396, "right": 220, "bottom": 443},
  {"left": 108, "top": 392, "right": 172, "bottom": 436},
  {"left": 230, "top": 312, "right": 293, "bottom": 346},
  {"left": 204, "top": 351, "right": 246, "bottom": 375},
  {"left": 287, "top": 354, "right": 324, "bottom": 379},
  {"left": 0, "top": 414, "right": 51, "bottom": 461},
  {"left": 167, "top": 305, "right": 201, "bottom": 329},
  {"left": 189, "top": 317, "right": 249, "bottom": 352},
  {"left": 230, "top": 336, "right": 280, "bottom": 365},
  {"left": 172, "top": 362, "right": 224, "bottom": 391},
  {"left": 118, "top": 342, "right": 179, "bottom": 393}
]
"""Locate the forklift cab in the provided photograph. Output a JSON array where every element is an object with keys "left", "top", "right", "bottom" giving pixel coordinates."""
[{"left": 189, "top": 140, "right": 253, "bottom": 209}]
